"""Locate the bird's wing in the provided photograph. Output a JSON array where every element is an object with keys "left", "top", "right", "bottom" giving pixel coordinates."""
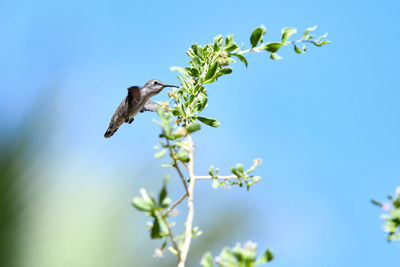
[
  {"left": 140, "top": 100, "right": 158, "bottom": 113},
  {"left": 126, "top": 86, "right": 142, "bottom": 110}
]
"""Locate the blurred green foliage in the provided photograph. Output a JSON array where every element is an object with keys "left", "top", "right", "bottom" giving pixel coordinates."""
[{"left": 0, "top": 133, "right": 28, "bottom": 267}]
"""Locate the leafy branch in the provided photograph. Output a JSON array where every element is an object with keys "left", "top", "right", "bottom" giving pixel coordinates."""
[
  {"left": 132, "top": 25, "right": 329, "bottom": 266},
  {"left": 372, "top": 187, "right": 400, "bottom": 242}
]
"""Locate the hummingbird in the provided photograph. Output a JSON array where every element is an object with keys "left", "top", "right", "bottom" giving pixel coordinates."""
[{"left": 104, "top": 79, "right": 179, "bottom": 138}]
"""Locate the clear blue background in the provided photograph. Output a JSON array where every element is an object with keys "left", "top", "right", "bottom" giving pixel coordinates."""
[{"left": 1, "top": 0, "right": 399, "bottom": 266}]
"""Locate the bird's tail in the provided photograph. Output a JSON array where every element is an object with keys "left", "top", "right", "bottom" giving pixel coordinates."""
[{"left": 104, "top": 126, "right": 118, "bottom": 138}]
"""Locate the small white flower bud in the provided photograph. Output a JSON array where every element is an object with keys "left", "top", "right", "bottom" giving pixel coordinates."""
[{"left": 153, "top": 248, "right": 163, "bottom": 258}]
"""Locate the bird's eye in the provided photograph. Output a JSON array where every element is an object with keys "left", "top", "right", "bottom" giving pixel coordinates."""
[{"left": 153, "top": 81, "right": 158, "bottom": 85}]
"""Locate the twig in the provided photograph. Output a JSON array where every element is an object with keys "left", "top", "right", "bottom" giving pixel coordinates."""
[
  {"left": 178, "top": 134, "right": 196, "bottom": 267},
  {"left": 164, "top": 135, "right": 189, "bottom": 194},
  {"left": 195, "top": 175, "right": 236, "bottom": 180},
  {"left": 174, "top": 162, "right": 189, "bottom": 194},
  {"left": 163, "top": 192, "right": 188, "bottom": 217},
  {"left": 195, "top": 159, "right": 261, "bottom": 180},
  {"left": 161, "top": 216, "right": 181, "bottom": 261}
]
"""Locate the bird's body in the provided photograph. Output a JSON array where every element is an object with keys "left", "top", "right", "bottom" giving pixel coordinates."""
[{"left": 104, "top": 79, "right": 178, "bottom": 138}]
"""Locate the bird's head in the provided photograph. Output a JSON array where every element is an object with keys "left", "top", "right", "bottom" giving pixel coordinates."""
[{"left": 144, "top": 79, "right": 179, "bottom": 96}]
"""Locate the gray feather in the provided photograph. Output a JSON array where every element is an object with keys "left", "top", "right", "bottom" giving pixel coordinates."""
[{"left": 140, "top": 100, "right": 158, "bottom": 113}]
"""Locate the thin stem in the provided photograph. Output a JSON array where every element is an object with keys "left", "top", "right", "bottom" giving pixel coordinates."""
[
  {"left": 238, "top": 48, "right": 252, "bottom": 54},
  {"left": 161, "top": 216, "right": 181, "bottom": 261},
  {"left": 291, "top": 39, "right": 315, "bottom": 44},
  {"left": 174, "top": 162, "right": 189, "bottom": 194},
  {"left": 163, "top": 192, "right": 188, "bottom": 217},
  {"left": 195, "top": 175, "right": 236, "bottom": 180},
  {"left": 238, "top": 38, "right": 316, "bottom": 55},
  {"left": 165, "top": 136, "right": 189, "bottom": 194},
  {"left": 178, "top": 134, "right": 196, "bottom": 267}
]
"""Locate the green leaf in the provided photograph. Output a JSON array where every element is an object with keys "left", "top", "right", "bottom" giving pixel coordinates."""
[
  {"left": 132, "top": 197, "right": 153, "bottom": 212},
  {"left": 192, "top": 227, "right": 203, "bottom": 238},
  {"left": 233, "top": 54, "right": 248, "bottom": 68},
  {"left": 204, "top": 44, "right": 213, "bottom": 57},
  {"left": 159, "top": 187, "right": 167, "bottom": 206},
  {"left": 394, "top": 197, "right": 400, "bottom": 209},
  {"left": 303, "top": 25, "right": 317, "bottom": 39},
  {"left": 204, "top": 61, "right": 219, "bottom": 82},
  {"left": 200, "top": 252, "right": 214, "bottom": 267},
  {"left": 250, "top": 25, "right": 266, "bottom": 48},
  {"left": 383, "top": 220, "right": 397, "bottom": 233},
  {"left": 197, "top": 93, "right": 208, "bottom": 110},
  {"left": 214, "top": 34, "right": 223, "bottom": 45},
  {"left": 225, "top": 34, "right": 234, "bottom": 47},
  {"left": 220, "top": 248, "right": 237, "bottom": 265},
  {"left": 177, "top": 101, "right": 186, "bottom": 117},
  {"left": 219, "top": 67, "right": 233, "bottom": 75},
  {"left": 158, "top": 215, "right": 169, "bottom": 234},
  {"left": 170, "top": 66, "right": 189, "bottom": 79},
  {"left": 151, "top": 216, "right": 169, "bottom": 239},
  {"left": 264, "top": 42, "right": 283, "bottom": 53},
  {"left": 255, "top": 248, "right": 274, "bottom": 265},
  {"left": 231, "top": 167, "right": 241, "bottom": 177},
  {"left": 154, "top": 149, "right": 167, "bottom": 159},
  {"left": 161, "top": 241, "right": 167, "bottom": 250},
  {"left": 214, "top": 35, "right": 223, "bottom": 51},
  {"left": 294, "top": 44, "right": 302, "bottom": 54},
  {"left": 270, "top": 53, "right": 282, "bottom": 60},
  {"left": 191, "top": 56, "right": 202, "bottom": 72},
  {"left": 171, "top": 109, "right": 180, "bottom": 116},
  {"left": 198, "top": 117, "right": 220, "bottom": 127},
  {"left": 312, "top": 40, "right": 330, "bottom": 47},
  {"left": 186, "top": 123, "right": 201, "bottom": 133},
  {"left": 391, "top": 209, "right": 400, "bottom": 220},
  {"left": 305, "top": 35, "right": 314, "bottom": 40},
  {"left": 158, "top": 177, "right": 169, "bottom": 205},
  {"left": 176, "top": 75, "right": 188, "bottom": 91},
  {"left": 176, "top": 151, "right": 190, "bottom": 162},
  {"left": 208, "top": 165, "right": 214, "bottom": 176},
  {"left": 189, "top": 67, "right": 200, "bottom": 77},
  {"left": 160, "top": 197, "right": 171, "bottom": 209},
  {"left": 224, "top": 33, "right": 238, "bottom": 52},
  {"left": 225, "top": 43, "right": 239, "bottom": 52},
  {"left": 236, "top": 164, "right": 244, "bottom": 173},
  {"left": 317, "top": 32, "right": 328, "bottom": 40},
  {"left": 371, "top": 199, "right": 383, "bottom": 207},
  {"left": 168, "top": 246, "right": 178, "bottom": 255},
  {"left": 242, "top": 248, "right": 257, "bottom": 262},
  {"left": 192, "top": 44, "right": 205, "bottom": 59},
  {"left": 281, "top": 27, "right": 297, "bottom": 42}
]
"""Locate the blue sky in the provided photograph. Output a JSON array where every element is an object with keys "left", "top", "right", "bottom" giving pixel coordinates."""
[{"left": 1, "top": 0, "right": 399, "bottom": 266}]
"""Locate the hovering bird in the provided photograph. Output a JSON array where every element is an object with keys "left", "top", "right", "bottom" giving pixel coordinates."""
[{"left": 104, "top": 79, "right": 179, "bottom": 138}]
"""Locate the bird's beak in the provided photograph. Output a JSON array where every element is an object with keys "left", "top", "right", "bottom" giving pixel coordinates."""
[{"left": 162, "top": 84, "right": 179, "bottom": 88}]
